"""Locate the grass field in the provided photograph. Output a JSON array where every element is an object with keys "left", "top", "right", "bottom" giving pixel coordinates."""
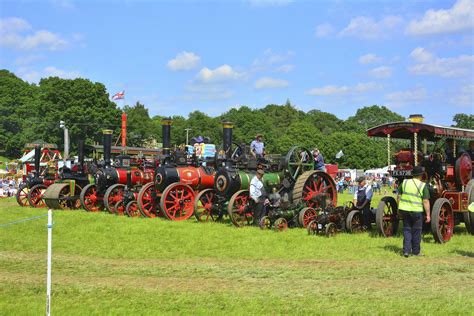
[{"left": 0, "top": 192, "right": 473, "bottom": 315}]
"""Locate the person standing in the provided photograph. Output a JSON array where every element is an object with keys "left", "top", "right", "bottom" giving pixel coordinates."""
[
  {"left": 353, "top": 176, "right": 373, "bottom": 230},
  {"left": 250, "top": 134, "right": 265, "bottom": 158},
  {"left": 250, "top": 169, "right": 266, "bottom": 225},
  {"left": 313, "top": 148, "right": 326, "bottom": 172},
  {"left": 397, "top": 166, "right": 430, "bottom": 257}
]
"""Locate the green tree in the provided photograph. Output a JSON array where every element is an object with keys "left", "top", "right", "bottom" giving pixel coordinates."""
[
  {"left": 343, "top": 105, "right": 404, "bottom": 133},
  {"left": 452, "top": 113, "right": 474, "bottom": 129}
]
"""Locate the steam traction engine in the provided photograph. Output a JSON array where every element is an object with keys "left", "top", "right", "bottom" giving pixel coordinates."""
[
  {"left": 136, "top": 118, "right": 219, "bottom": 221},
  {"left": 194, "top": 121, "right": 338, "bottom": 229},
  {"left": 16, "top": 146, "right": 56, "bottom": 207},
  {"left": 367, "top": 115, "right": 474, "bottom": 243},
  {"left": 79, "top": 129, "right": 156, "bottom": 214},
  {"left": 42, "top": 140, "right": 91, "bottom": 210}
]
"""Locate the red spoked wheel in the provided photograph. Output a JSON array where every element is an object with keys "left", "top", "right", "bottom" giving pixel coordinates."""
[
  {"left": 114, "top": 201, "right": 125, "bottom": 216},
  {"left": 259, "top": 216, "right": 271, "bottom": 230},
  {"left": 104, "top": 184, "right": 125, "bottom": 214},
  {"left": 16, "top": 184, "right": 29, "bottom": 207},
  {"left": 126, "top": 200, "right": 141, "bottom": 218},
  {"left": 160, "top": 183, "right": 195, "bottom": 221},
  {"left": 298, "top": 207, "right": 318, "bottom": 228},
  {"left": 307, "top": 219, "right": 320, "bottom": 235},
  {"left": 27, "top": 184, "right": 47, "bottom": 208},
  {"left": 137, "top": 183, "right": 160, "bottom": 218},
  {"left": 376, "top": 196, "right": 399, "bottom": 237},
  {"left": 293, "top": 170, "right": 337, "bottom": 208},
  {"left": 227, "top": 190, "right": 252, "bottom": 227},
  {"left": 80, "top": 184, "right": 104, "bottom": 212},
  {"left": 431, "top": 198, "right": 454, "bottom": 244},
  {"left": 273, "top": 218, "right": 288, "bottom": 232},
  {"left": 194, "top": 189, "right": 218, "bottom": 222}
]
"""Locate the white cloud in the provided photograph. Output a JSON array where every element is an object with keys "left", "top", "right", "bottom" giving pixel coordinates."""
[
  {"left": 369, "top": 66, "right": 393, "bottom": 79},
  {"left": 385, "top": 87, "right": 427, "bottom": 105},
  {"left": 244, "top": 0, "right": 293, "bottom": 7},
  {"left": 406, "top": 0, "right": 474, "bottom": 36},
  {"left": 196, "top": 64, "right": 243, "bottom": 83},
  {"left": 50, "top": 0, "right": 76, "bottom": 10},
  {"left": 167, "top": 51, "right": 201, "bottom": 71},
  {"left": 450, "top": 84, "right": 474, "bottom": 106},
  {"left": 315, "top": 23, "right": 335, "bottom": 38},
  {"left": 0, "top": 17, "right": 67, "bottom": 51},
  {"left": 305, "top": 82, "right": 381, "bottom": 96},
  {"left": 409, "top": 47, "right": 474, "bottom": 78},
  {"left": 252, "top": 49, "right": 294, "bottom": 71},
  {"left": 18, "top": 66, "right": 80, "bottom": 83},
  {"left": 340, "top": 15, "right": 403, "bottom": 39},
  {"left": 359, "top": 53, "right": 383, "bottom": 64},
  {"left": 275, "top": 64, "right": 294, "bottom": 73},
  {"left": 254, "top": 77, "right": 289, "bottom": 89},
  {"left": 184, "top": 84, "right": 234, "bottom": 101},
  {"left": 14, "top": 54, "right": 42, "bottom": 66}
]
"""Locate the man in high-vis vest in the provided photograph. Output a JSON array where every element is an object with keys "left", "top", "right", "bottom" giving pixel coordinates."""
[{"left": 397, "top": 166, "right": 430, "bottom": 257}]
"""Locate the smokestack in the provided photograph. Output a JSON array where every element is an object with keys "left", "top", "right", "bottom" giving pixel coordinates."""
[
  {"left": 222, "top": 120, "right": 233, "bottom": 159},
  {"left": 77, "top": 140, "right": 84, "bottom": 172},
  {"left": 126, "top": 169, "right": 132, "bottom": 187},
  {"left": 162, "top": 117, "right": 172, "bottom": 156},
  {"left": 102, "top": 129, "right": 113, "bottom": 167},
  {"left": 34, "top": 145, "right": 41, "bottom": 177}
]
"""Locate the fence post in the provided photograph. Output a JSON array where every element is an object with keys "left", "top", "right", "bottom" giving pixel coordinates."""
[{"left": 46, "top": 209, "right": 52, "bottom": 316}]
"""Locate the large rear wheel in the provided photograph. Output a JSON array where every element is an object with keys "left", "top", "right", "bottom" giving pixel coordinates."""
[
  {"left": 298, "top": 207, "right": 318, "bottom": 228},
  {"left": 104, "top": 184, "right": 126, "bottom": 214},
  {"left": 194, "top": 189, "right": 218, "bottom": 222},
  {"left": 462, "top": 179, "right": 474, "bottom": 235},
  {"left": 376, "top": 196, "right": 399, "bottom": 237},
  {"left": 160, "top": 183, "right": 195, "bottom": 221},
  {"left": 137, "top": 183, "right": 159, "bottom": 218},
  {"left": 293, "top": 170, "right": 337, "bottom": 208},
  {"left": 431, "top": 198, "right": 454, "bottom": 244},
  {"left": 227, "top": 190, "right": 252, "bottom": 227},
  {"left": 80, "top": 184, "right": 104, "bottom": 212}
]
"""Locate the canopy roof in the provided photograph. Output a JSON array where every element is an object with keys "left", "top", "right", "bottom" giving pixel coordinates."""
[
  {"left": 367, "top": 121, "right": 474, "bottom": 141},
  {"left": 88, "top": 145, "right": 162, "bottom": 156}
]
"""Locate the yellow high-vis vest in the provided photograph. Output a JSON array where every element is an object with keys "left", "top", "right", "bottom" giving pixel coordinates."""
[
  {"left": 398, "top": 178, "right": 426, "bottom": 212},
  {"left": 469, "top": 202, "right": 474, "bottom": 213}
]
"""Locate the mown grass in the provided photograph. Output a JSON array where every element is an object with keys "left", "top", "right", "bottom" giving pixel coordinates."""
[{"left": 0, "top": 194, "right": 473, "bottom": 315}]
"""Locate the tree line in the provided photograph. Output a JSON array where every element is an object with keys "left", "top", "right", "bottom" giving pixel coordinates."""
[{"left": 0, "top": 70, "right": 472, "bottom": 170}]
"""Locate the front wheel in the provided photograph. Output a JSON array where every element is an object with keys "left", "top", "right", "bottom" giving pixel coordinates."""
[
  {"left": 80, "top": 184, "right": 104, "bottom": 212},
  {"left": 28, "top": 184, "right": 47, "bottom": 208},
  {"left": 126, "top": 201, "right": 141, "bottom": 217},
  {"left": 194, "top": 189, "right": 218, "bottom": 222},
  {"left": 227, "top": 190, "right": 252, "bottom": 227}
]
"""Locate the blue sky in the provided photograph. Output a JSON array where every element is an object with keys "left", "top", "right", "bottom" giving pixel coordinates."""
[{"left": 0, "top": 0, "right": 472, "bottom": 125}]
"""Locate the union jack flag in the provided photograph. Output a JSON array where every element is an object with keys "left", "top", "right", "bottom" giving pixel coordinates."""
[{"left": 112, "top": 91, "right": 125, "bottom": 100}]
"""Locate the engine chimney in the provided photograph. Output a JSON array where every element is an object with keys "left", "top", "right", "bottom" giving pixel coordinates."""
[
  {"left": 77, "top": 140, "right": 84, "bottom": 172},
  {"left": 222, "top": 120, "right": 233, "bottom": 159},
  {"left": 34, "top": 145, "right": 41, "bottom": 177},
  {"left": 162, "top": 117, "right": 173, "bottom": 156},
  {"left": 102, "top": 129, "right": 113, "bottom": 167},
  {"left": 408, "top": 114, "right": 424, "bottom": 123}
]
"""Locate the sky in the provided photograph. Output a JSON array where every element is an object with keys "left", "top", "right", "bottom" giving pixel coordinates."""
[{"left": 0, "top": 0, "right": 473, "bottom": 126}]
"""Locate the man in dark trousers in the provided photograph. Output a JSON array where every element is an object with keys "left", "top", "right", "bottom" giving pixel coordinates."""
[
  {"left": 397, "top": 166, "right": 431, "bottom": 257},
  {"left": 353, "top": 176, "right": 373, "bottom": 230},
  {"left": 250, "top": 168, "right": 266, "bottom": 225}
]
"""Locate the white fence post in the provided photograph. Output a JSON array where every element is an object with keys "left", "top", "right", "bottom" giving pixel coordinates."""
[{"left": 46, "top": 209, "right": 52, "bottom": 316}]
